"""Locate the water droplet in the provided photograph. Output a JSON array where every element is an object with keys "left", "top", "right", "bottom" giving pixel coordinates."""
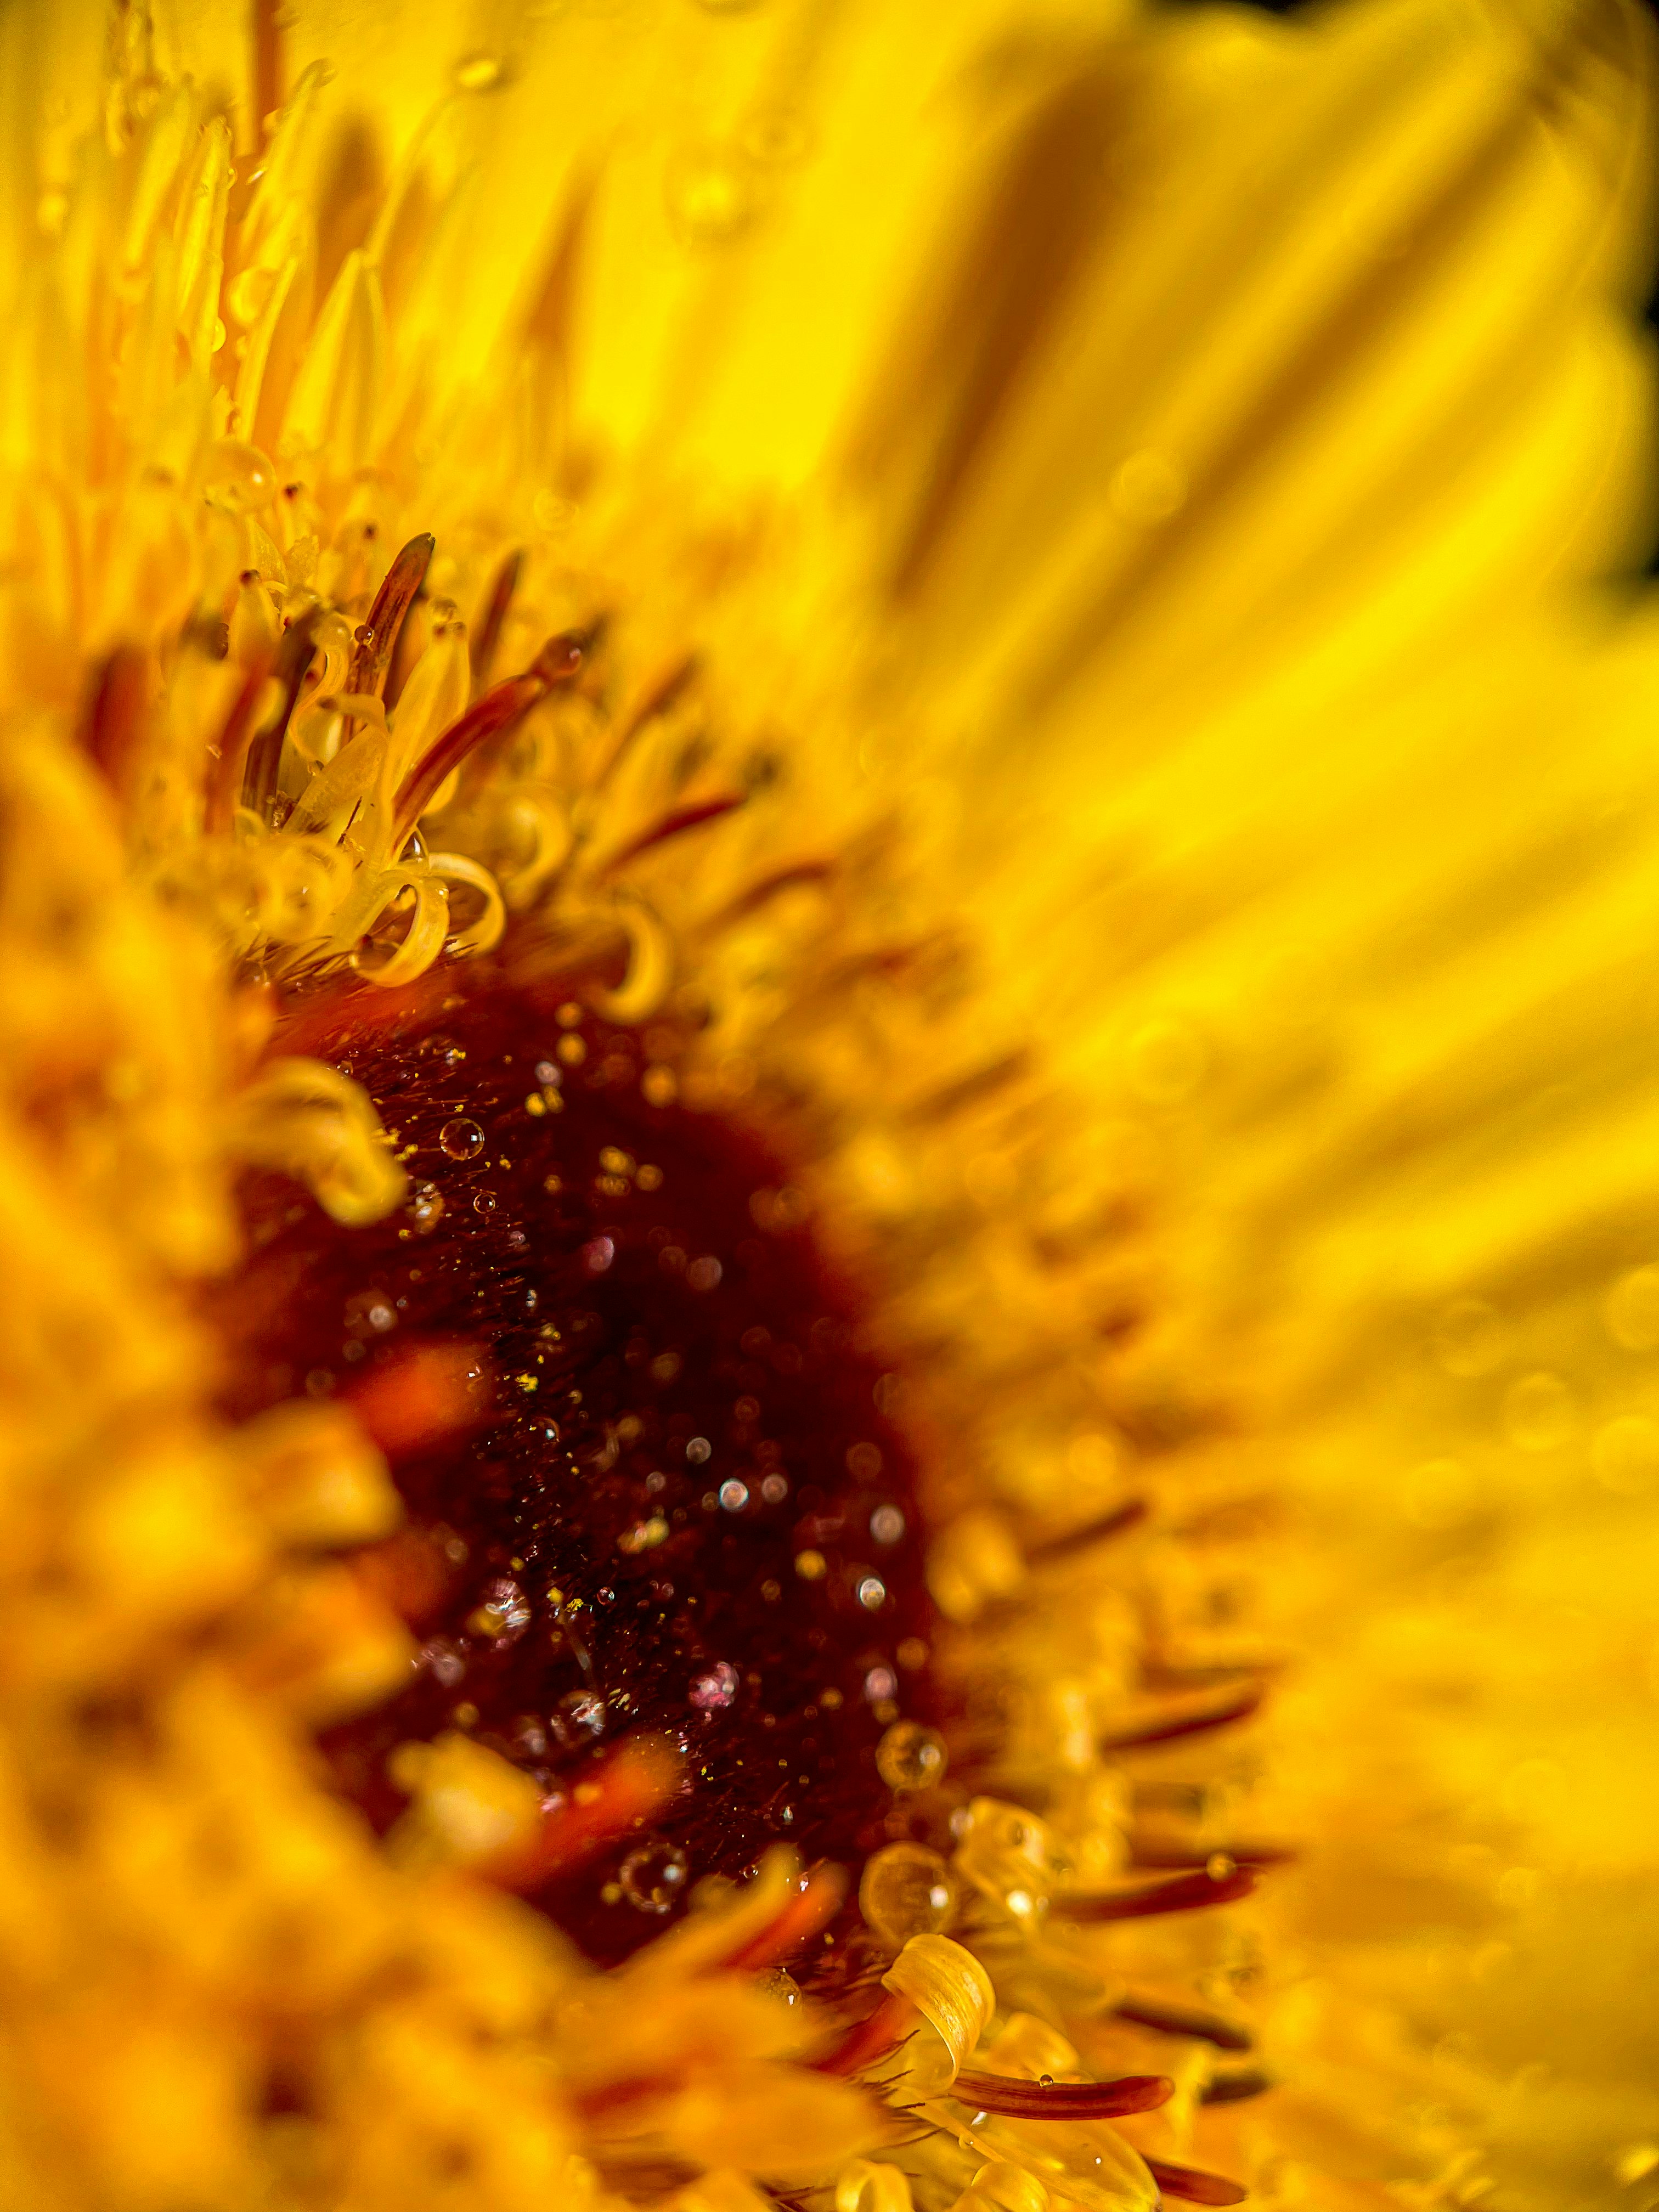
[
  {"left": 858, "top": 1842, "right": 959, "bottom": 1948},
  {"left": 856, "top": 1575, "right": 887, "bottom": 1611},
  {"left": 440, "top": 1116, "right": 486, "bottom": 1160},
  {"left": 686, "top": 1256, "right": 723, "bottom": 1292},
  {"left": 1503, "top": 1370, "right": 1576, "bottom": 1452},
  {"left": 1125, "top": 1013, "right": 1206, "bottom": 1102},
  {"left": 864, "top": 1664, "right": 896, "bottom": 1704},
  {"left": 1606, "top": 1263, "right": 1659, "bottom": 1350},
  {"left": 201, "top": 438, "right": 276, "bottom": 515},
  {"left": 875, "top": 1719, "right": 947, "bottom": 1792},
  {"left": 1206, "top": 1852, "right": 1237, "bottom": 1881},
  {"left": 740, "top": 105, "right": 811, "bottom": 166},
  {"left": 453, "top": 52, "right": 504, "bottom": 92},
  {"left": 1592, "top": 1414, "right": 1659, "bottom": 1496},
  {"left": 1401, "top": 1457, "right": 1479, "bottom": 1531},
  {"left": 466, "top": 1577, "right": 532, "bottom": 1643},
  {"left": 1108, "top": 449, "right": 1188, "bottom": 526},
  {"left": 551, "top": 1689, "right": 606, "bottom": 1746},
  {"left": 619, "top": 1837, "right": 689, "bottom": 1914},
  {"left": 760, "top": 1472, "right": 788, "bottom": 1504},
  {"left": 1432, "top": 1296, "right": 1509, "bottom": 1378},
  {"left": 870, "top": 1504, "right": 905, "bottom": 1545},
  {"left": 690, "top": 1660, "right": 739, "bottom": 1711},
  {"left": 665, "top": 143, "right": 754, "bottom": 245},
  {"left": 472, "top": 1189, "right": 498, "bottom": 1217},
  {"left": 719, "top": 1479, "right": 749, "bottom": 1511},
  {"left": 686, "top": 1436, "right": 712, "bottom": 1464}
]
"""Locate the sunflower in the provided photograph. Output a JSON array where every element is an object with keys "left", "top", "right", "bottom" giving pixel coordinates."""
[{"left": 2, "top": 0, "right": 1656, "bottom": 2209}]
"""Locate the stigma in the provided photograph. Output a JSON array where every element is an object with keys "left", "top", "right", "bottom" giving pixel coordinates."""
[{"left": 221, "top": 961, "right": 936, "bottom": 1963}]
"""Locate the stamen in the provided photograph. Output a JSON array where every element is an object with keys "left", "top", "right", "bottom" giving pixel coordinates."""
[
  {"left": 950, "top": 2072, "right": 1174, "bottom": 2121},
  {"left": 594, "top": 653, "right": 699, "bottom": 788},
  {"left": 817, "top": 1991, "right": 919, "bottom": 2076},
  {"left": 205, "top": 662, "right": 275, "bottom": 834},
  {"left": 699, "top": 859, "right": 836, "bottom": 933},
  {"left": 601, "top": 793, "right": 746, "bottom": 876},
  {"left": 718, "top": 1861, "right": 849, "bottom": 1973},
  {"left": 1114, "top": 1994, "right": 1252, "bottom": 2052},
  {"left": 1144, "top": 2157, "right": 1249, "bottom": 2206},
  {"left": 470, "top": 548, "right": 525, "bottom": 698},
  {"left": 241, "top": 610, "right": 321, "bottom": 819},
  {"left": 1099, "top": 1680, "right": 1265, "bottom": 1751},
  {"left": 1056, "top": 1864, "right": 1257, "bottom": 1922},
  {"left": 348, "top": 533, "right": 434, "bottom": 699},
  {"left": 1025, "top": 1497, "right": 1149, "bottom": 1564},
  {"left": 252, "top": 0, "right": 284, "bottom": 145},
  {"left": 391, "top": 673, "right": 546, "bottom": 845},
  {"left": 82, "top": 645, "right": 150, "bottom": 795},
  {"left": 345, "top": 1342, "right": 493, "bottom": 1458},
  {"left": 1127, "top": 1837, "right": 1297, "bottom": 1872},
  {"left": 494, "top": 1734, "right": 683, "bottom": 1892},
  {"left": 905, "top": 1051, "right": 1030, "bottom": 1124},
  {"left": 1200, "top": 2067, "right": 1273, "bottom": 2106}
]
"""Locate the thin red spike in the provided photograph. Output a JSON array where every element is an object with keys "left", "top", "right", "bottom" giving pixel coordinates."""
[
  {"left": 241, "top": 607, "right": 320, "bottom": 818},
  {"left": 1099, "top": 1681, "right": 1265, "bottom": 1752},
  {"left": 392, "top": 672, "right": 546, "bottom": 845},
  {"left": 699, "top": 859, "right": 836, "bottom": 933},
  {"left": 952, "top": 2072, "right": 1174, "bottom": 2121},
  {"left": 718, "top": 1861, "right": 848, "bottom": 1974},
  {"left": 906, "top": 1051, "right": 1031, "bottom": 1125},
  {"left": 1057, "top": 1864, "right": 1257, "bottom": 1923},
  {"left": 82, "top": 645, "right": 150, "bottom": 795},
  {"left": 1128, "top": 1837, "right": 1297, "bottom": 1873},
  {"left": 817, "top": 1991, "right": 919, "bottom": 2077},
  {"left": 470, "top": 548, "right": 524, "bottom": 698},
  {"left": 345, "top": 1341, "right": 492, "bottom": 1459},
  {"left": 348, "top": 533, "right": 434, "bottom": 699},
  {"left": 252, "top": 0, "right": 283, "bottom": 148},
  {"left": 205, "top": 660, "right": 275, "bottom": 833},
  {"left": 498, "top": 1735, "right": 684, "bottom": 1893},
  {"left": 1200, "top": 2067, "right": 1273, "bottom": 2106},
  {"left": 1115, "top": 1994, "right": 1252, "bottom": 2053},
  {"left": 601, "top": 793, "right": 745, "bottom": 876},
  {"left": 594, "top": 652, "right": 698, "bottom": 788},
  {"left": 1146, "top": 2158, "right": 1249, "bottom": 2206},
  {"left": 1026, "top": 1497, "right": 1149, "bottom": 1564},
  {"left": 450, "top": 629, "right": 594, "bottom": 805}
]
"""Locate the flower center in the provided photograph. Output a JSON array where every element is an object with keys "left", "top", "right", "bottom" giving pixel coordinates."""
[{"left": 224, "top": 964, "right": 935, "bottom": 1962}]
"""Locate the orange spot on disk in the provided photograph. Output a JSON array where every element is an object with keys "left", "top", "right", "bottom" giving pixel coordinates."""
[
  {"left": 352, "top": 1524, "right": 459, "bottom": 1627},
  {"left": 496, "top": 1735, "right": 685, "bottom": 1892},
  {"left": 817, "top": 1990, "right": 919, "bottom": 2077},
  {"left": 346, "top": 1342, "right": 492, "bottom": 1459},
  {"left": 719, "top": 1860, "right": 849, "bottom": 1974}
]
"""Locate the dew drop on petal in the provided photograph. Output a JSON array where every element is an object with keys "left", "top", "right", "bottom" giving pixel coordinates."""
[
  {"left": 453, "top": 52, "right": 504, "bottom": 91},
  {"left": 858, "top": 1841, "right": 958, "bottom": 1948},
  {"left": 439, "top": 1115, "right": 486, "bottom": 1160},
  {"left": 875, "top": 1719, "right": 947, "bottom": 1792},
  {"left": 665, "top": 143, "right": 754, "bottom": 245},
  {"left": 1605, "top": 1263, "right": 1659, "bottom": 1350},
  {"left": 619, "top": 1837, "right": 690, "bottom": 1914},
  {"left": 1503, "top": 1370, "right": 1576, "bottom": 1452},
  {"left": 690, "top": 1660, "right": 740, "bottom": 1712}
]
